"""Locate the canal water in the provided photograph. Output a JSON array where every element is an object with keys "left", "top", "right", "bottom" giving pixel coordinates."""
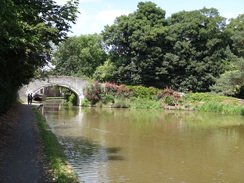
[{"left": 42, "top": 100, "right": 244, "bottom": 183}]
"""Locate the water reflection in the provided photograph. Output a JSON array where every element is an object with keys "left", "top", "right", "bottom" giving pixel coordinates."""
[{"left": 42, "top": 100, "right": 244, "bottom": 183}]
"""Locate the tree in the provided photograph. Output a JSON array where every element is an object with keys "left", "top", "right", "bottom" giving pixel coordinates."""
[
  {"left": 159, "top": 8, "right": 229, "bottom": 92},
  {"left": 102, "top": 1, "right": 169, "bottom": 87},
  {"left": 211, "top": 14, "right": 244, "bottom": 98},
  {"left": 52, "top": 34, "right": 107, "bottom": 78},
  {"left": 0, "top": 0, "right": 79, "bottom": 114},
  {"left": 93, "top": 59, "right": 117, "bottom": 82},
  {"left": 102, "top": 3, "right": 229, "bottom": 92}
]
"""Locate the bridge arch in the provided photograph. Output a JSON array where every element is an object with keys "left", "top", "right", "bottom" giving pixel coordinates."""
[{"left": 18, "top": 76, "right": 89, "bottom": 105}]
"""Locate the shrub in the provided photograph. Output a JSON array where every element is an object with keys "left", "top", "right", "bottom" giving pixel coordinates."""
[
  {"left": 101, "top": 94, "right": 114, "bottom": 105},
  {"left": 85, "top": 81, "right": 102, "bottom": 104},
  {"left": 162, "top": 88, "right": 183, "bottom": 105},
  {"left": 126, "top": 85, "right": 160, "bottom": 99},
  {"left": 81, "top": 99, "right": 92, "bottom": 106},
  {"left": 68, "top": 93, "right": 77, "bottom": 106}
]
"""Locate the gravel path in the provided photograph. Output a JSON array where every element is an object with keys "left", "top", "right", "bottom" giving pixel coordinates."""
[{"left": 0, "top": 103, "right": 52, "bottom": 183}]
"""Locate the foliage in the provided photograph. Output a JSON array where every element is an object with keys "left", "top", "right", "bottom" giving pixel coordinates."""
[
  {"left": 0, "top": 0, "right": 79, "bottom": 114},
  {"left": 52, "top": 34, "right": 107, "bottom": 78},
  {"left": 103, "top": 82, "right": 163, "bottom": 100},
  {"left": 196, "top": 102, "right": 244, "bottom": 115},
  {"left": 82, "top": 81, "right": 243, "bottom": 115},
  {"left": 93, "top": 59, "right": 117, "bottom": 82},
  {"left": 33, "top": 107, "right": 79, "bottom": 183},
  {"left": 211, "top": 14, "right": 244, "bottom": 98},
  {"left": 125, "top": 98, "right": 162, "bottom": 109},
  {"left": 162, "top": 88, "right": 183, "bottom": 105},
  {"left": 164, "top": 8, "right": 229, "bottom": 92},
  {"left": 112, "top": 97, "right": 128, "bottom": 108},
  {"left": 102, "top": 2, "right": 168, "bottom": 87},
  {"left": 81, "top": 99, "right": 92, "bottom": 107},
  {"left": 84, "top": 80, "right": 184, "bottom": 106},
  {"left": 102, "top": 3, "right": 230, "bottom": 92},
  {"left": 85, "top": 81, "right": 102, "bottom": 105},
  {"left": 184, "top": 92, "right": 238, "bottom": 103},
  {"left": 68, "top": 93, "right": 77, "bottom": 106},
  {"left": 101, "top": 94, "right": 115, "bottom": 105}
]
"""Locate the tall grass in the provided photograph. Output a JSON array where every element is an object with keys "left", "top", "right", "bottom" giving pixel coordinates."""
[
  {"left": 196, "top": 101, "right": 244, "bottom": 115},
  {"left": 33, "top": 107, "right": 79, "bottom": 183},
  {"left": 126, "top": 98, "right": 163, "bottom": 109}
]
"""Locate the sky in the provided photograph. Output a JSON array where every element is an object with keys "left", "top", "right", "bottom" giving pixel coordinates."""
[{"left": 55, "top": 0, "right": 243, "bottom": 36}]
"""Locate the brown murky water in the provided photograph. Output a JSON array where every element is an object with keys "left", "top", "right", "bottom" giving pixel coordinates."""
[{"left": 42, "top": 100, "right": 244, "bottom": 183}]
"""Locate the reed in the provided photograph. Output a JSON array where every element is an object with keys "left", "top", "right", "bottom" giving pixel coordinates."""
[
  {"left": 126, "top": 98, "right": 162, "bottom": 109},
  {"left": 196, "top": 101, "right": 244, "bottom": 115}
]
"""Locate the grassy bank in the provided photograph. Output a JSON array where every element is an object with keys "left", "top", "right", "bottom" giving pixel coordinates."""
[
  {"left": 33, "top": 107, "right": 79, "bottom": 183},
  {"left": 195, "top": 101, "right": 244, "bottom": 115},
  {"left": 82, "top": 82, "right": 244, "bottom": 115}
]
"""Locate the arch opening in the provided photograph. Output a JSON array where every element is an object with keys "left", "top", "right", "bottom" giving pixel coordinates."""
[{"left": 32, "top": 84, "right": 80, "bottom": 105}]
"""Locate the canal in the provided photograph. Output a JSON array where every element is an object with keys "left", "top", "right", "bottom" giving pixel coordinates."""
[{"left": 42, "top": 100, "right": 244, "bottom": 183}]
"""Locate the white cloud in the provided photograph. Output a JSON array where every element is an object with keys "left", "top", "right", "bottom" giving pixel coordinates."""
[
  {"left": 55, "top": 0, "right": 101, "bottom": 5},
  {"left": 95, "top": 10, "right": 131, "bottom": 25},
  {"left": 224, "top": 11, "right": 242, "bottom": 20}
]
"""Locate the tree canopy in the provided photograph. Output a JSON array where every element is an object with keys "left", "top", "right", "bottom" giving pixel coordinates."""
[
  {"left": 211, "top": 14, "right": 244, "bottom": 97},
  {"left": 52, "top": 34, "right": 107, "bottom": 78},
  {"left": 0, "top": 0, "right": 79, "bottom": 114},
  {"left": 100, "top": 3, "right": 232, "bottom": 92},
  {"left": 102, "top": 2, "right": 169, "bottom": 87}
]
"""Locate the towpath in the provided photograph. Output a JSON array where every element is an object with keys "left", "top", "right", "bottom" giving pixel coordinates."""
[{"left": 0, "top": 103, "right": 52, "bottom": 183}]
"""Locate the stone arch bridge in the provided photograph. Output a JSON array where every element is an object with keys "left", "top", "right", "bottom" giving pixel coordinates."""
[{"left": 18, "top": 76, "right": 89, "bottom": 105}]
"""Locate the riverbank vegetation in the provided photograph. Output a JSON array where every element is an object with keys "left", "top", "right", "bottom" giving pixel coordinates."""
[
  {"left": 33, "top": 107, "right": 79, "bottom": 183},
  {"left": 81, "top": 81, "right": 244, "bottom": 115}
]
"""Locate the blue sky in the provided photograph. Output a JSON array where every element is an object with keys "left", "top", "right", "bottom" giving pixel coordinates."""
[{"left": 55, "top": 0, "right": 243, "bottom": 36}]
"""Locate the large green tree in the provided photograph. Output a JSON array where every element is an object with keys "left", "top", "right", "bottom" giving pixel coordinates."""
[
  {"left": 164, "top": 8, "right": 229, "bottom": 92},
  {"left": 101, "top": 2, "right": 230, "bottom": 92},
  {"left": 102, "top": 2, "right": 169, "bottom": 87},
  {"left": 52, "top": 34, "right": 107, "bottom": 78},
  {"left": 0, "top": 0, "right": 79, "bottom": 114},
  {"left": 211, "top": 14, "right": 244, "bottom": 97}
]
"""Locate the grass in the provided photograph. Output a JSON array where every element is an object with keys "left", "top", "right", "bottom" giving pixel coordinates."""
[
  {"left": 33, "top": 107, "right": 79, "bottom": 183},
  {"left": 46, "top": 97, "right": 65, "bottom": 100},
  {"left": 125, "top": 98, "right": 163, "bottom": 109},
  {"left": 196, "top": 101, "right": 244, "bottom": 115}
]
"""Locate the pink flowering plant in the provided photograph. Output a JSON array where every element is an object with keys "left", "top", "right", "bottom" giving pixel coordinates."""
[
  {"left": 84, "top": 81, "right": 182, "bottom": 107},
  {"left": 162, "top": 88, "right": 183, "bottom": 105},
  {"left": 103, "top": 82, "right": 134, "bottom": 98}
]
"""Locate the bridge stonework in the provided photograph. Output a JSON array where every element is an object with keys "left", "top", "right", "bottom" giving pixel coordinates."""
[{"left": 18, "top": 76, "right": 89, "bottom": 105}]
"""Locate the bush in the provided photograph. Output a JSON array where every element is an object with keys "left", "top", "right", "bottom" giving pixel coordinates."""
[
  {"left": 162, "top": 88, "right": 183, "bottom": 105},
  {"left": 103, "top": 82, "right": 163, "bottom": 99},
  {"left": 68, "top": 93, "right": 77, "bottom": 106},
  {"left": 81, "top": 99, "right": 92, "bottom": 106},
  {"left": 85, "top": 81, "right": 102, "bottom": 105},
  {"left": 101, "top": 94, "right": 114, "bottom": 105},
  {"left": 126, "top": 85, "right": 160, "bottom": 99}
]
